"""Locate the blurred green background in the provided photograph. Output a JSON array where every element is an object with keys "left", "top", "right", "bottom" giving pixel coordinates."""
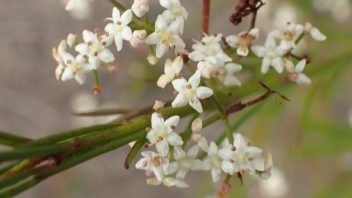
[{"left": 0, "top": 0, "right": 351, "bottom": 197}]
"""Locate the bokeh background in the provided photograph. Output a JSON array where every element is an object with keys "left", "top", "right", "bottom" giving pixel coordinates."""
[{"left": 0, "top": 0, "right": 351, "bottom": 197}]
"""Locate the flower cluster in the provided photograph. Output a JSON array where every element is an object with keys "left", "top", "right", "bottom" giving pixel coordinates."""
[
  {"left": 54, "top": 0, "right": 327, "bottom": 191},
  {"left": 251, "top": 22, "right": 326, "bottom": 85}
]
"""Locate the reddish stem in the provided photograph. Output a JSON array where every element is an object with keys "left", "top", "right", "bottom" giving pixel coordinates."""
[{"left": 202, "top": 0, "right": 211, "bottom": 34}]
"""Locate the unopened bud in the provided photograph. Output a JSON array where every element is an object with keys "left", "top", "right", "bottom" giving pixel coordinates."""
[
  {"left": 147, "top": 54, "right": 158, "bottom": 65},
  {"left": 153, "top": 100, "right": 165, "bottom": 111},
  {"left": 191, "top": 117, "right": 203, "bottom": 132},
  {"left": 130, "top": 30, "right": 147, "bottom": 48}
]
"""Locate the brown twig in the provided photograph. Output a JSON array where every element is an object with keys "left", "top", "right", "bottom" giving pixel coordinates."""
[
  {"left": 225, "top": 82, "right": 290, "bottom": 114},
  {"left": 202, "top": 0, "right": 211, "bottom": 34}
]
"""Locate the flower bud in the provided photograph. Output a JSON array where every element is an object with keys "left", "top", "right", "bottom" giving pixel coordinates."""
[
  {"left": 153, "top": 100, "right": 165, "bottom": 111},
  {"left": 147, "top": 54, "right": 158, "bottom": 65},
  {"left": 130, "top": 30, "right": 147, "bottom": 48},
  {"left": 66, "top": 33, "right": 77, "bottom": 47},
  {"left": 132, "top": 0, "right": 150, "bottom": 17},
  {"left": 191, "top": 117, "right": 203, "bottom": 132}
]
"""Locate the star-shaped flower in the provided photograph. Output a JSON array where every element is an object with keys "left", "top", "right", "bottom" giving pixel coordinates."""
[
  {"left": 189, "top": 34, "right": 231, "bottom": 66},
  {"left": 226, "top": 28, "right": 259, "bottom": 56},
  {"left": 145, "top": 15, "right": 185, "bottom": 58},
  {"left": 217, "top": 63, "right": 242, "bottom": 86},
  {"left": 61, "top": 53, "right": 88, "bottom": 84},
  {"left": 203, "top": 142, "right": 223, "bottom": 182},
  {"left": 146, "top": 113, "right": 183, "bottom": 156},
  {"left": 171, "top": 71, "right": 213, "bottom": 113},
  {"left": 169, "top": 146, "right": 205, "bottom": 179},
  {"left": 219, "top": 133, "right": 265, "bottom": 175},
  {"left": 135, "top": 151, "right": 169, "bottom": 181},
  {"left": 75, "top": 30, "right": 115, "bottom": 70},
  {"left": 105, "top": 8, "right": 133, "bottom": 51},
  {"left": 251, "top": 36, "right": 288, "bottom": 74},
  {"left": 159, "top": 0, "right": 188, "bottom": 33}
]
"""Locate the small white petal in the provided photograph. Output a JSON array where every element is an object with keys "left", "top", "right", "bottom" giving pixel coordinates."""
[
  {"left": 156, "top": 139, "right": 169, "bottom": 156},
  {"left": 112, "top": 7, "right": 121, "bottom": 23},
  {"left": 189, "top": 98, "right": 203, "bottom": 113},
  {"left": 211, "top": 168, "right": 222, "bottom": 182},
  {"left": 261, "top": 57, "right": 272, "bottom": 74},
  {"left": 195, "top": 87, "right": 213, "bottom": 99},
  {"left": 121, "top": 9, "right": 133, "bottom": 25},
  {"left": 151, "top": 112, "right": 164, "bottom": 129},
  {"left": 272, "top": 58, "right": 284, "bottom": 73},
  {"left": 221, "top": 161, "right": 236, "bottom": 175},
  {"left": 156, "top": 43, "right": 169, "bottom": 58},
  {"left": 297, "top": 74, "right": 311, "bottom": 85},
  {"left": 295, "top": 59, "right": 307, "bottom": 73},
  {"left": 310, "top": 27, "right": 327, "bottom": 41},
  {"left": 187, "top": 145, "right": 199, "bottom": 158},
  {"left": 165, "top": 115, "right": 180, "bottom": 129},
  {"left": 251, "top": 46, "right": 266, "bottom": 57},
  {"left": 99, "top": 49, "right": 115, "bottom": 63},
  {"left": 172, "top": 93, "right": 188, "bottom": 108},
  {"left": 188, "top": 71, "right": 201, "bottom": 88},
  {"left": 166, "top": 132, "right": 183, "bottom": 146},
  {"left": 172, "top": 78, "right": 187, "bottom": 92}
]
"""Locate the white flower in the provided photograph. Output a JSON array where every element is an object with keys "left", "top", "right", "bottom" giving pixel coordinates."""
[
  {"left": 129, "top": 30, "right": 147, "bottom": 48},
  {"left": 105, "top": 8, "right": 133, "bottom": 51},
  {"left": 217, "top": 63, "right": 242, "bottom": 86},
  {"left": 61, "top": 54, "right": 88, "bottom": 84},
  {"left": 135, "top": 151, "right": 169, "bottom": 181},
  {"left": 52, "top": 40, "right": 69, "bottom": 80},
  {"left": 159, "top": 0, "right": 188, "bottom": 34},
  {"left": 225, "top": 28, "right": 259, "bottom": 56},
  {"left": 219, "top": 133, "right": 265, "bottom": 175},
  {"left": 171, "top": 71, "right": 213, "bottom": 113},
  {"left": 145, "top": 15, "right": 185, "bottom": 58},
  {"left": 75, "top": 30, "right": 115, "bottom": 70},
  {"left": 146, "top": 113, "right": 183, "bottom": 156},
  {"left": 288, "top": 59, "right": 311, "bottom": 85},
  {"left": 189, "top": 34, "right": 231, "bottom": 66},
  {"left": 252, "top": 36, "right": 288, "bottom": 74},
  {"left": 197, "top": 61, "right": 219, "bottom": 79},
  {"left": 169, "top": 146, "right": 205, "bottom": 179},
  {"left": 203, "top": 142, "right": 223, "bottom": 182},
  {"left": 270, "top": 22, "right": 304, "bottom": 50},
  {"left": 157, "top": 56, "right": 184, "bottom": 88},
  {"left": 64, "top": 0, "right": 93, "bottom": 20},
  {"left": 304, "top": 22, "right": 327, "bottom": 41},
  {"left": 132, "top": 0, "right": 149, "bottom": 17}
]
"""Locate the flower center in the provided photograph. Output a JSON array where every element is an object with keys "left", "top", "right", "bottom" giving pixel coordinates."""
[
  {"left": 266, "top": 49, "right": 278, "bottom": 58},
  {"left": 184, "top": 84, "right": 195, "bottom": 100},
  {"left": 180, "top": 158, "right": 191, "bottom": 169},
  {"left": 160, "top": 31, "right": 173, "bottom": 44},
  {"left": 235, "top": 150, "right": 247, "bottom": 164}
]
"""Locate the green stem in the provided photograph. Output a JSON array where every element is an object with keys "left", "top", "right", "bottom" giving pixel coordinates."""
[
  {"left": 0, "top": 131, "right": 145, "bottom": 197},
  {"left": 0, "top": 131, "right": 31, "bottom": 148},
  {"left": 124, "top": 136, "right": 147, "bottom": 169}
]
